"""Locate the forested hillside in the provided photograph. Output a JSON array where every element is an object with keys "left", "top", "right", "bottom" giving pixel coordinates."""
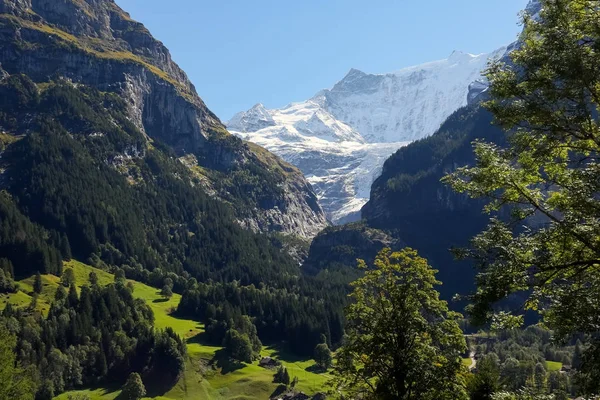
[
  {"left": 0, "top": 0, "right": 328, "bottom": 239},
  {"left": 0, "top": 0, "right": 346, "bottom": 397}
]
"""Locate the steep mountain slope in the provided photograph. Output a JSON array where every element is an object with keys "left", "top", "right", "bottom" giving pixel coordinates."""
[
  {"left": 229, "top": 49, "right": 505, "bottom": 223},
  {"left": 0, "top": 0, "right": 348, "bottom": 377},
  {"left": 362, "top": 0, "right": 541, "bottom": 235},
  {"left": 362, "top": 106, "right": 505, "bottom": 299},
  {"left": 0, "top": 0, "right": 327, "bottom": 238},
  {"left": 305, "top": 0, "right": 541, "bottom": 301},
  {"left": 304, "top": 106, "right": 504, "bottom": 300}
]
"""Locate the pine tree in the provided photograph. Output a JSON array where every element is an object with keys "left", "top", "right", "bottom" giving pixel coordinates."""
[
  {"left": 55, "top": 285, "right": 67, "bottom": 301},
  {"left": 0, "top": 269, "right": 16, "bottom": 294},
  {"left": 61, "top": 268, "right": 75, "bottom": 287},
  {"left": 95, "top": 348, "right": 108, "bottom": 377},
  {"left": 88, "top": 271, "right": 98, "bottom": 286},
  {"left": 59, "top": 233, "right": 72, "bottom": 261},
  {"left": 572, "top": 341, "right": 583, "bottom": 370},
  {"left": 33, "top": 272, "right": 43, "bottom": 294},
  {"left": 27, "top": 293, "right": 38, "bottom": 311},
  {"left": 273, "top": 365, "right": 290, "bottom": 385},
  {"left": 67, "top": 284, "right": 79, "bottom": 308}
]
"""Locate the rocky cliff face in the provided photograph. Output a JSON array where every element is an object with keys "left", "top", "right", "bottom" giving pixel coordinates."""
[{"left": 0, "top": 0, "right": 327, "bottom": 238}]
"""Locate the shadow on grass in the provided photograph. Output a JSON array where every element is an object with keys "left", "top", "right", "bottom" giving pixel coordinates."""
[
  {"left": 212, "top": 349, "right": 246, "bottom": 374},
  {"left": 270, "top": 384, "right": 288, "bottom": 398},
  {"left": 187, "top": 331, "right": 212, "bottom": 346},
  {"left": 70, "top": 382, "right": 122, "bottom": 399},
  {"left": 142, "top": 370, "right": 180, "bottom": 398},
  {"left": 269, "top": 342, "right": 316, "bottom": 366},
  {"left": 266, "top": 342, "right": 308, "bottom": 363},
  {"left": 186, "top": 333, "right": 245, "bottom": 374},
  {"left": 152, "top": 298, "right": 169, "bottom": 303},
  {"left": 167, "top": 310, "right": 204, "bottom": 329},
  {"left": 305, "top": 363, "right": 328, "bottom": 374}
]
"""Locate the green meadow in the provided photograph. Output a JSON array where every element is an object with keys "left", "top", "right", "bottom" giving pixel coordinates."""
[{"left": 1, "top": 260, "right": 330, "bottom": 400}]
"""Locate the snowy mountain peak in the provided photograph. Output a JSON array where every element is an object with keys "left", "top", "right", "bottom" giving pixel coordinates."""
[
  {"left": 345, "top": 68, "right": 367, "bottom": 79},
  {"left": 448, "top": 50, "right": 475, "bottom": 62},
  {"left": 294, "top": 109, "right": 365, "bottom": 143},
  {"left": 320, "top": 49, "right": 504, "bottom": 143},
  {"left": 227, "top": 102, "right": 275, "bottom": 133},
  {"left": 228, "top": 45, "right": 507, "bottom": 223}
]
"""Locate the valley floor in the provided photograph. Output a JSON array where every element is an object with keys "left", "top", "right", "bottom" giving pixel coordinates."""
[{"left": 0, "top": 261, "right": 330, "bottom": 400}]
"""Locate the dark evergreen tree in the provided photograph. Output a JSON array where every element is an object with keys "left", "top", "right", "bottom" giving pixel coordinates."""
[
  {"left": 88, "top": 272, "right": 98, "bottom": 286},
  {"left": 61, "top": 268, "right": 75, "bottom": 287},
  {"left": 33, "top": 272, "right": 43, "bottom": 294},
  {"left": 273, "top": 365, "right": 290, "bottom": 385}
]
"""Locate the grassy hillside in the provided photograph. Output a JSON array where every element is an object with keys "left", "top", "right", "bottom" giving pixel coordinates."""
[{"left": 1, "top": 261, "right": 329, "bottom": 400}]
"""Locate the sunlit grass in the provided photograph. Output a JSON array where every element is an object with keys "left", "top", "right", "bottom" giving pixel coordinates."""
[
  {"left": 546, "top": 360, "right": 562, "bottom": 371},
  {"left": 2, "top": 260, "right": 329, "bottom": 399}
]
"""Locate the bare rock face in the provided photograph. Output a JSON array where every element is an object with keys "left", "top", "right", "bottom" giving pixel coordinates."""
[
  {"left": 0, "top": 0, "right": 328, "bottom": 238},
  {"left": 239, "top": 172, "right": 326, "bottom": 239}
]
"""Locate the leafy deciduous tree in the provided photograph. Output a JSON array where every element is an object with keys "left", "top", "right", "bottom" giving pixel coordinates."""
[
  {"left": 161, "top": 284, "right": 173, "bottom": 299},
  {"left": 223, "top": 328, "right": 253, "bottom": 363},
  {"left": 331, "top": 248, "right": 468, "bottom": 400},
  {"left": 121, "top": 372, "right": 146, "bottom": 400},
  {"left": 443, "top": 0, "right": 600, "bottom": 393},
  {"left": 0, "top": 324, "right": 35, "bottom": 400},
  {"left": 314, "top": 342, "right": 333, "bottom": 370},
  {"left": 468, "top": 354, "right": 501, "bottom": 400}
]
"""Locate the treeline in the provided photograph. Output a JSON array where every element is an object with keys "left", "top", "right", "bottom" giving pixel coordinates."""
[
  {"left": 1, "top": 279, "right": 186, "bottom": 399},
  {"left": 178, "top": 279, "right": 346, "bottom": 356}
]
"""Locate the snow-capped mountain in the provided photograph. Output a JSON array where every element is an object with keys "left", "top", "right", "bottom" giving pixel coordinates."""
[{"left": 228, "top": 48, "right": 506, "bottom": 223}]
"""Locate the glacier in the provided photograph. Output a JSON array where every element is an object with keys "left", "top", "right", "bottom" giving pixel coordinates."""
[{"left": 228, "top": 48, "right": 506, "bottom": 224}]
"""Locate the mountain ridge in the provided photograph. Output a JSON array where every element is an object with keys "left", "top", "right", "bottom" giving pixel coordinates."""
[
  {"left": 0, "top": 0, "right": 328, "bottom": 238},
  {"left": 228, "top": 48, "right": 505, "bottom": 223}
]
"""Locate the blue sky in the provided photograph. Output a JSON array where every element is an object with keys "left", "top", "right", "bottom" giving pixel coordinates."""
[{"left": 116, "top": 0, "right": 528, "bottom": 121}]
